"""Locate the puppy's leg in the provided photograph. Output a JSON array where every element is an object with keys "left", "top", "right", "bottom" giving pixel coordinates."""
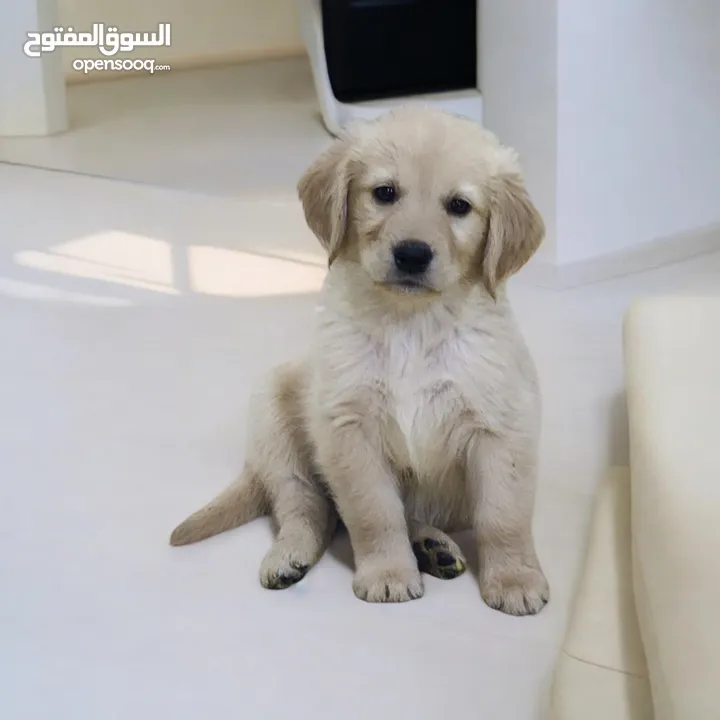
[
  {"left": 409, "top": 522, "right": 466, "bottom": 580},
  {"left": 316, "top": 424, "right": 423, "bottom": 603},
  {"left": 467, "top": 432, "right": 549, "bottom": 616},
  {"left": 260, "top": 474, "right": 336, "bottom": 590}
]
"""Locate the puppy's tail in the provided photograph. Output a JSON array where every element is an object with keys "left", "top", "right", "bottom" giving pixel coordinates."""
[{"left": 170, "top": 470, "right": 268, "bottom": 546}]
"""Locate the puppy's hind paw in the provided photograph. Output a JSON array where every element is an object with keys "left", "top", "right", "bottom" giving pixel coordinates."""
[
  {"left": 259, "top": 543, "right": 314, "bottom": 590},
  {"left": 412, "top": 533, "right": 466, "bottom": 580}
]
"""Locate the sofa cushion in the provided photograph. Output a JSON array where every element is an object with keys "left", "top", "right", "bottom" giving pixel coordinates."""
[
  {"left": 550, "top": 468, "right": 653, "bottom": 720},
  {"left": 624, "top": 296, "right": 720, "bottom": 720}
]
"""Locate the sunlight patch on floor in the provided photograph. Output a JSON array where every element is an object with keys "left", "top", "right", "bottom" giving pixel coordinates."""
[
  {"left": 0, "top": 278, "right": 132, "bottom": 306},
  {"left": 188, "top": 246, "right": 326, "bottom": 297},
  {"left": 14, "top": 231, "right": 179, "bottom": 295}
]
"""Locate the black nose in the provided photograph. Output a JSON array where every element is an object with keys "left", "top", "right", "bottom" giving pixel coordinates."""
[{"left": 392, "top": 240, "right": 433, "bottom": 275}]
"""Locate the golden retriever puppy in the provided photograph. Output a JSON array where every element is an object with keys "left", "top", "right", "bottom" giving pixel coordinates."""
[{"left": 170, "top": 106, "right": 549, "bottom": 615}]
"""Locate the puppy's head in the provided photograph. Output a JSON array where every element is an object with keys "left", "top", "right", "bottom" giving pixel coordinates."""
[{"left": 298, "top": 107, "right": 544, "bottom": 298}]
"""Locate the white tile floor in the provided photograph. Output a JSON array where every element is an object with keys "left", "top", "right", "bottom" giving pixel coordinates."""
[
  {"left": 0, "top": 59, "right": 331, "bottom": 198},
  {"left": 2, "top": 61, "right": 720, "bottom": 720}
]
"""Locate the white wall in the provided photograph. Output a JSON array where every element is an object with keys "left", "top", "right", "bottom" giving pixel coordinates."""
[
  {"left": 0, "top": 0, "right": 67, "bottom": 136},
  {"left": 482, "top": 0, "right": 720, "bottom": 271},
  {"left": 479, "top": 0, "right": 558, "bottom": 261},
  {"left": 59, "top": 0, "right": 303, "bottom": 79},
  {"left": 556, "top": 0, "right": 720, "bottom": 264}
]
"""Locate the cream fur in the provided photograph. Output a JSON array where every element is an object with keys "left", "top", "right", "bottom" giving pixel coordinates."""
[{"left": 170, "top": 106, "right": 549, "bottom": 614}]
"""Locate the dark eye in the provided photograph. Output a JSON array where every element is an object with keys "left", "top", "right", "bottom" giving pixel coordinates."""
[
  {"left": 372, "top": 185, "right": 397, "bottom": 204},
  {"left": 446, "top": 197, "right": 472, "bottom": 217}
]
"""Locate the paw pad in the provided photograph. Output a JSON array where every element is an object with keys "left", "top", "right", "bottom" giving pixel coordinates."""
[{"left": 412, "top": 537, "right": 465, "bottom": 580}]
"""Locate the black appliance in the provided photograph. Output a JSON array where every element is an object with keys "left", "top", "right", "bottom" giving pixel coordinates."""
[{"left": 321, "top": 0, "right": 477, "bottom": 104}]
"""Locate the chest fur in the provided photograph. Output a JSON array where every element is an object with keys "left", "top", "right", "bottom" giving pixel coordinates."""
[{"left": 382, "top": 334, "right": 465, "bottom": 472}]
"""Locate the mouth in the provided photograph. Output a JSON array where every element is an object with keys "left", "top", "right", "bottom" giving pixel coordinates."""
[{"left": 383, "top": 278, "right": 433, "bottom": 293}]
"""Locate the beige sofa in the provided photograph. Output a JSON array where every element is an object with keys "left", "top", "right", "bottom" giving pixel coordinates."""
[{"left": 550, "top": 297, "right": 720, "bottom": 720}]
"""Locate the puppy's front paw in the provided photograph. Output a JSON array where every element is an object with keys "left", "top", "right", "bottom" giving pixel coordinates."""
[
  {"left": 480, "top": 566, "right": 549, "bottom": 616},
  {"left": 353, "top": 563, "right": 424, "bottom": 603}
]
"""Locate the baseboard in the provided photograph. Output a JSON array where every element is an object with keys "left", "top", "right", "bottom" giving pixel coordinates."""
[
  {"left": 65, "top": 45, "right": 306, "bottom": 85},
  {"left": 522, "top": 222, "right": 720, "bottom": 290}
]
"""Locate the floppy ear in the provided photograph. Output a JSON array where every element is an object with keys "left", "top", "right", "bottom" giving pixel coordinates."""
[
  {"left": 297, "top": 139, "right": 352, "bottom": 266},
  {"left": 481, "top": 172, "right": 545, "bottom": 298}
]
